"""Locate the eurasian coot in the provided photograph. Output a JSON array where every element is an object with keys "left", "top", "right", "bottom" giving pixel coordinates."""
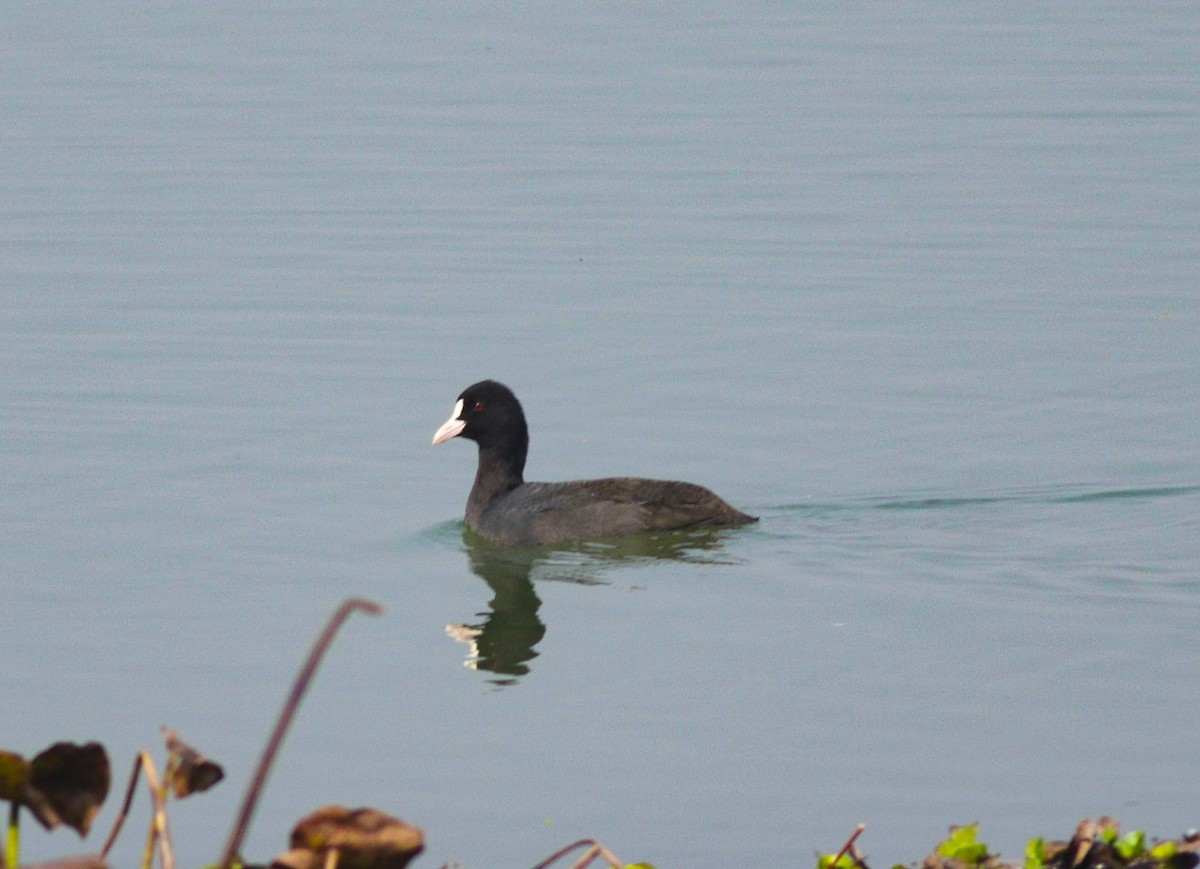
[{"left": 432, "top": 380, "right": 757, "bottom": 546}]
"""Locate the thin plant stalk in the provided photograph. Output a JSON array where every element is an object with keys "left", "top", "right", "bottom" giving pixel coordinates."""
[
  {"left": 136, "top": 751, "right": 174, "bottom": 869},
  {"left": 530, "top": 838, "right": 623, "bottom": 869},
  {"left": 6, "top": 802, "right": 18, "bottom": 869},
  {"left": 140, "top": 800, "right": 156, "bottom": 869},
  {"left": 829, "top": 823, "right": 867, "bottom": 869},
  {"left": 569, "top": 842, "right": 622, "bottom": 869},
  {"left": 101, "top": 753, "right": 146, "bottom": 858},
  {"left": 217, "top": 597, "right": 383, "bottom": 869}
]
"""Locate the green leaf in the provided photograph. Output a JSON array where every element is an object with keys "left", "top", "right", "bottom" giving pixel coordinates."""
[
  {"left": 1150, "top": 841, "right": 1177, "bottom": 860},
  {"left": 937, "top": 824, "right": 989, "bottom": 865},
  {"left": 624, "top": 864, "right": 658, "bottom": 869},
  {"left": 1113, "top": 830, "right": 1146, "bottom": 861},
  {"left": 817, "top": 853, "right": 857, "bottom": 869},
  {"left": 1024, "top": 836, "right": 1046, "bottom": 869}
]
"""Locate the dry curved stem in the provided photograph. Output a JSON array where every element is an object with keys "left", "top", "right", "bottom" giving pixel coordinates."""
[
  {"left": 100, "top": 754, "right": 145, "bottom": 858},
  {"left": 529, "top": 838, "right": 623, "bottom": 869},
  {"left": 95, "top": 750, "right": 173, "bottom": 869},
  {"left": 217, "top": 597, "right": 384, "bottom": 869}
]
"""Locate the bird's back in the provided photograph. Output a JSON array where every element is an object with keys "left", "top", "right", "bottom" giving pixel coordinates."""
[{"left": 469, "top": 476, "right": 757, "bottom": 546}]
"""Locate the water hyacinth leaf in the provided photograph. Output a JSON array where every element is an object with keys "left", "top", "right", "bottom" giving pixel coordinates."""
[
  {"left": 1150, "top": 840, "right": 1178, "bottom": 860},
  {"left": 1098, "top": 818, "right": 1121, "bottom": 843},
  {"left": 26, "top": 742, "right": 111, "bottom": 836},
  {"left": 818, "top": 853, "right": 857, "bottom": 869},
  {"left": 163, "top": 730, "right": 225, "bottom": 799},
  {"left": 1162, "top": 849, "right": 1200, "bottom": 869},
  {"left": 937, "top": 824, "right": 988, "bottom": 865},
  {"left": 1113, "top": 830, "right": 1147, "bottom": 861},
  {"left": 0, "top": 751, "right": 30, "bottom": 802},
  {"left": 1024, "top": 836, "right": 1047, "bottom": 869}
]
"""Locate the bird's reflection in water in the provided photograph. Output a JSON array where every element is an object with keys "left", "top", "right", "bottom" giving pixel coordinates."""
[
  {"left": 445, "top": 525, "right": 746, "bottom": 685},
  {"left": 445, "top": 539, "right": 547, "bottom": 685}
]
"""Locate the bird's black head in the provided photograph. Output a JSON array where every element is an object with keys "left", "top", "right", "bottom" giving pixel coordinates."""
[{"left": 432, "top": 380, "right": 530, "bottom": 458}]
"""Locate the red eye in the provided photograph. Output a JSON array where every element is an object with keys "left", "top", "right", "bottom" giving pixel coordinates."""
[{"left": 472, "top": 401, "right": 486, "bottom": 412}]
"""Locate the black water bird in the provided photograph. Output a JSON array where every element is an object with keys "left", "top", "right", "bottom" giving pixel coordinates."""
[{"left": 431, "top": 380, "right": 757, "bottom": 546}]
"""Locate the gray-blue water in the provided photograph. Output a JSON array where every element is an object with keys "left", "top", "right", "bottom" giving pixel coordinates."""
[{"left": 3, "top": 5, "right": 1198, "bottom": 867}]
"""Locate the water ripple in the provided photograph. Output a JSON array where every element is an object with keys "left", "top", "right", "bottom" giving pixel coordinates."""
[{"left": 770, "top": 483, "right": 1200, "bottom": 516}]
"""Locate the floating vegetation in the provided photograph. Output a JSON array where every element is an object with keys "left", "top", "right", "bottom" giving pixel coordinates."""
[{"left": 818, "top": 820, "right": 1200, "bottom": 869}]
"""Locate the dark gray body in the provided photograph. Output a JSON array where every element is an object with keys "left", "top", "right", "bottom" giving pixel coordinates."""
[{"left": 466, "top": 475, "right": 757, "bottom": 546}]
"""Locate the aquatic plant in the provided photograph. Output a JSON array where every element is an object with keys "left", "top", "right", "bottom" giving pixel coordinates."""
[
  {"left": 3, "top": 598, "right": 654, "bottom": 869},
  {"left": 815, "top": 820, "right": 1199, "bottom": 869},
  {"left": 0, "top": 742, "right": 110, "bottom": 867}
]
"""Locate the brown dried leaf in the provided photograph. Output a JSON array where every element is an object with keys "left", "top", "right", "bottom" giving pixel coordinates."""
[
  {"left": 26, "top": 742, "right": 111, "bottom": 836},
  {"left": 274, "top": 806, "right": 424, "bottom": 869},
  {"left": 163, "top": 729, "right": 225, "bottom": 799}
]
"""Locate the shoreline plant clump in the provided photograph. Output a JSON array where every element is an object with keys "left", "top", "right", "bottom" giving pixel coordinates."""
[{"left": 819, "top": 820, "right": 1199, "bottom": 869}]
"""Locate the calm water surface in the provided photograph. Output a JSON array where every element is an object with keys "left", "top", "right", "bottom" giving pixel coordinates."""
[{"left": 3, "top": 5, "right": 1198, "bottom": 867}]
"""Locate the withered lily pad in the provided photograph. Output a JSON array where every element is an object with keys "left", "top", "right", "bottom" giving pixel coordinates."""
[
  {"left": 25, "top": 742, "right": 111, "bottom": 836},
  {"left": 163, "top": 729, "right": 225, "bottom": 798},
  {"left": 271, "top": 806, "right": 425, "bottom": 869}
]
